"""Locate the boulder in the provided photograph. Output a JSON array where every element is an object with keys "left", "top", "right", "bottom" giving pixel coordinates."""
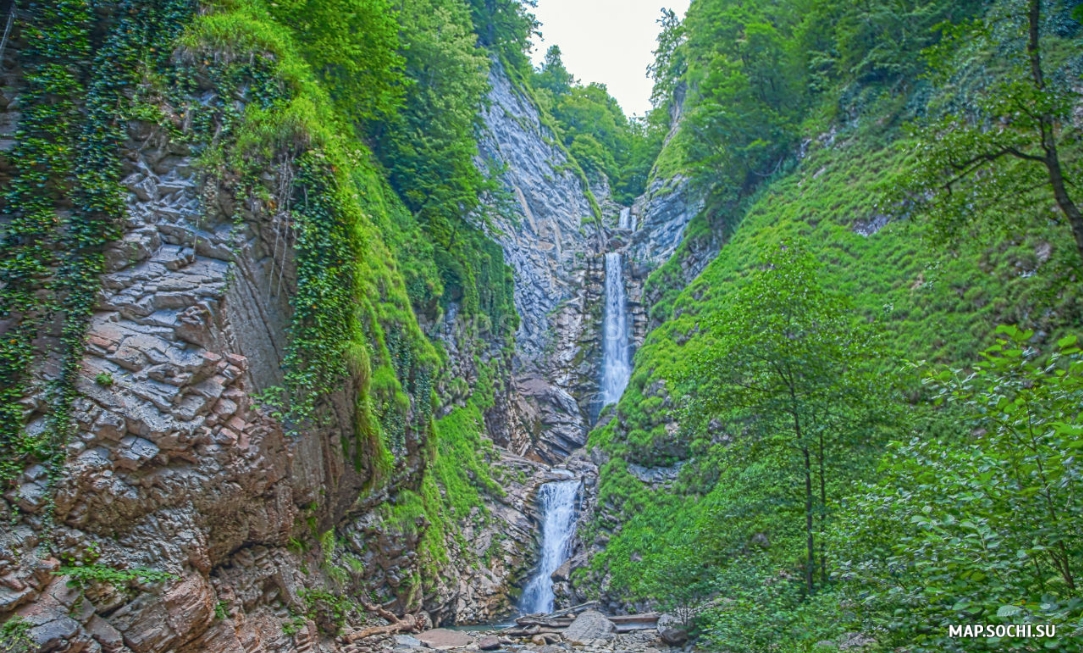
[
  {"left": 660, "top": 628, "right": 688, "bottom": 646},
  {"left": 28, "top": 616, "right": 81, "bottom": 651},
  {"left": 477, "top": 636, "right": 501, "bottom": 651},
  {"left": 563, "top": 610, "right": 615, "bottom": 644},
  {"left": 394, "top": 634, "right": 424, "bottom": 648},
  {"left": 550, "top": 559, "right": 571, "bottom": 582}
]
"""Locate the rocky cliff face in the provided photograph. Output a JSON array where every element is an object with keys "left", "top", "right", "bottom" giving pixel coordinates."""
[
  {"left": 0, "top": 109, "right": 553, "bottom": 652},
  {"left": 629, "top": 177, "right": 703, "bottom": 272},
  {"left": 476, "top": 62, "right": 608, "bottom": 463},
  {"left": 0, "top": 16, "right": 606, "bottom": 652}
]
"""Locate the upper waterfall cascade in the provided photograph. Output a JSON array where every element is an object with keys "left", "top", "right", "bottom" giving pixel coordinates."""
[
  {"left": 601, "top": 252, "right": 632, "bottom": 406},
  {"left": 520, "top": 478, "right": 581, "bottom": 615},
  {"left": 618, "top": 206, "right": 635, "bottom": 231}
]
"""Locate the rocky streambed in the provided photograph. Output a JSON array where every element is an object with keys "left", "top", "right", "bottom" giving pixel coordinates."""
[{"left": 343, "top": 609, "right": 693, "bottom": 653}]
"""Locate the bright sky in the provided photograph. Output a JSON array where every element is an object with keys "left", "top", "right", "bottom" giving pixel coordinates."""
[{"left": 529, "top": 0, "right": 691, "bottom": 118}]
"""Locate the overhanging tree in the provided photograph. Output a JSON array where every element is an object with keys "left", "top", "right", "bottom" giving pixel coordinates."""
[{"left": 908, "top": 0, "right": 1083, "bottom": 260}]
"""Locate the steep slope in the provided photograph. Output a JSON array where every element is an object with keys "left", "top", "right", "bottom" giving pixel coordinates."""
[
  {"left": 570, "top": 1, "right": 1083, "bottom": 633},
  {"left": 579, "top": 124, "right": 1083, "bottom": 594},
  {"left": 476, "top": 62, "right": 607, "bottom": 462},
  {"left": 569, "top": 105, "right": 1083, "bottom": 653},
  {"left": 0, "top": 1, "right": 609, "bottom": 651}
]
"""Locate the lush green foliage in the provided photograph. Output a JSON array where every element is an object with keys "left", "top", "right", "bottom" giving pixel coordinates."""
[
  {"left": 266, "top": 0, "right": 404, "bottom": 123},
  {"left": 834, "top": 328, "right": 1083, "bottom": 650},
  {"left": 374, "top": 0, "right": 489, "bottom": 233},
  {"left": 905, "top": 0, "right": 1083, "bottom": 261},
  {"left": 664, "top": 0, "right": 985, "bottom": 207},
  {"left": 0, "top": 0, "right": 195, "bottom": 493},
  {"left": 531, "top": 46, "right": 666, "bottom": 205},
  {"left": 691, "top": 244, "right": 894, "bottom": 592},
  {"left": 589, "top": 2, "right": 1083, "bottom": 651},
  {"left": 375, "top": 393, "right": 506, "bottom": 583},
  {"left": 466, "top": 0, "right": 538, "bottom": 74}
]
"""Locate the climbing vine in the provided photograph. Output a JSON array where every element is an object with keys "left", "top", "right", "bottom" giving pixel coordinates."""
[
  {"left": 0, "top": 0, "right": 195, "bottom": 491},
  {"left": 279, "top": 153, "right": 360, "bottom": 425},
  {"left": 0, "top": 0, "right": 93, "bottom": 487}
]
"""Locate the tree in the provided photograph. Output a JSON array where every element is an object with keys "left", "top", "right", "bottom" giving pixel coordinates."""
[
  {"left": 693, "top": 243, "right": 888, "bottom": 593},
  {"left": 466, "top": 0, "right": 538, "bottom": 73},
  {"left": 907, "top": 0, "right": 1083, "bottom": 261},
  {"left": 647, "top": 8, "right": 687, "bottom": 110},
  {"left": 679, "top": 1, "right": 807, "bottom": 201},
  {"left": 533, "top": 45, "right": 575, "bottom": 97},
  {"left": 375, "top": 0, "right": 490, "bottom": 240},
  {"left": 813, "top": 0, "right": 984, "bottom": 83},
  {"left": 268, "top": 0, "right": 404, "bottom": 123}
]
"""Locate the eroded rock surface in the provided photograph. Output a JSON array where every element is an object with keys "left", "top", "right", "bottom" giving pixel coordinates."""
[
  {"left": 477, "top": 61, "right": 608, "bottom": 463},
  {"left": 629, "top": 177, "right": 704, "bottom": 271},
  {"left": 0, "top": 88, "right": 559, "bottom": 652}
]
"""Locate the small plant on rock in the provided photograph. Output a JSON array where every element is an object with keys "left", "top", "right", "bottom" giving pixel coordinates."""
[{"left": 0, "top": 617, "right": 34, "bottom": 653}]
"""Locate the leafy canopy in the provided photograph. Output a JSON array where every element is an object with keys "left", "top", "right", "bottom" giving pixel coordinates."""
[{"left": 267, "top": 0, "right": 404, "bottom": 123}]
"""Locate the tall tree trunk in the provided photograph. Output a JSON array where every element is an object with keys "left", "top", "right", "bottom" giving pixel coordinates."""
[
  {"left": 1026, "top": 0, "right": 1083, "bottom": 260},
  {"left": 791, "top": 393, "right": 815, "bottom": 594},
  {"left": 803, "top": 444, "right": 815, "bottom": 594},
  {"left": 1042, "top": 145, "right": 1083, "bottom": 260},
  {"left": 818, "top": 429, "right": 827, "bottom": 587}
]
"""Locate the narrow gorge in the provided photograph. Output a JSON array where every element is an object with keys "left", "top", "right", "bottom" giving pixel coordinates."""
[
  {"left": 5, "top": 0, "right": 1083, "bottom": 652},
  {"left": 0, "top": 1, "right": 702, "bottom": 649}
]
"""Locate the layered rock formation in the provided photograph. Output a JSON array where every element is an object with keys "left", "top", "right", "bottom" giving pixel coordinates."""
[
  {"left": 476, "top": 62, "right": 608, "bottom": 463},
  {"left": 0, "top": 21, "right": 607, "bottom": 652},
  {"left": 0, "top": 101, "right": 557, "bottom": 650},
  {"left": 629, "top": 177, "right": 703, "bottom": 272}
]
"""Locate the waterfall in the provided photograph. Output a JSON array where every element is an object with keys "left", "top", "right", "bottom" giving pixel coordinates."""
[
  {"left": 618, "top": 207, "right": 634, "bottom": 231},
  {"left": 520, "top": 479, "right": 581, "bottom": 615},
  {"left": 600, "top": 252, "right": 631, "bottom": 406}
]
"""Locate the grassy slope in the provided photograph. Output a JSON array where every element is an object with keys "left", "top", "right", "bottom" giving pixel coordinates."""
[{"left": 586, "top": 111, "right": 1083, "bottom": 600}]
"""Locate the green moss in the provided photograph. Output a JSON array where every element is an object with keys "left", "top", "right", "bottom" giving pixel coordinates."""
[{"left": 432, "top": 400, "right": 503, "bottom": 517}]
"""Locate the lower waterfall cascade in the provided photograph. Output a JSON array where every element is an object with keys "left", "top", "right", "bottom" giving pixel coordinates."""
[
  {"left": 519, "top": 478, "right": 581, "bottom": 615},
  {"left": 600, "top": 251, "right": 632, "bottom": 407}
]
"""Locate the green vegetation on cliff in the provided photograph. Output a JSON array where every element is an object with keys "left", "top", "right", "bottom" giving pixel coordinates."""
[
  {"left": 0, "top": 0, "right": 196, "bottom": 488},
  {"left": 181, "top": 0, "right": 527, "bottom": 587},
  {"left": 0, "top": 0, "right": 526, "bottom": 598},
  {"left": 588, "top": 0, "right": 1083, "bottom": 650}
]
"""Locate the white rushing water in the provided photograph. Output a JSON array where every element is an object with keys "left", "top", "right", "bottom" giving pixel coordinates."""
[
  {"left": 618, "top": 207, "right": 634, "bottom": 231},
  {"left": 600, "top": 252, "right": 632, "bottom": 406},
  {"left": 520, "top": 479, "right": 581, "bottom": 615}
]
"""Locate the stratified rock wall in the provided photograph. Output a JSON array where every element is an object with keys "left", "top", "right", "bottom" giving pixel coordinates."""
[
  {"left": 477, "top": 61, "right": 606, "bottom": 463},
  {"left": 0, "top": 58, "right": 570, "bottom": 653},
  {"left": 629, "top": 177, "right": 702, "bottom": 271}
]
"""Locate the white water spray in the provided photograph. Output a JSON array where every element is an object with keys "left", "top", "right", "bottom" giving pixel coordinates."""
[
  {"left": 520, "top": 479, "right": 580, "bottom": 615},
  {"left": 618, "top": 207, "right": 634, "bottom": 231},
  {"left": 600, "top": 252, "right": 631, "bottom": 406}
]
